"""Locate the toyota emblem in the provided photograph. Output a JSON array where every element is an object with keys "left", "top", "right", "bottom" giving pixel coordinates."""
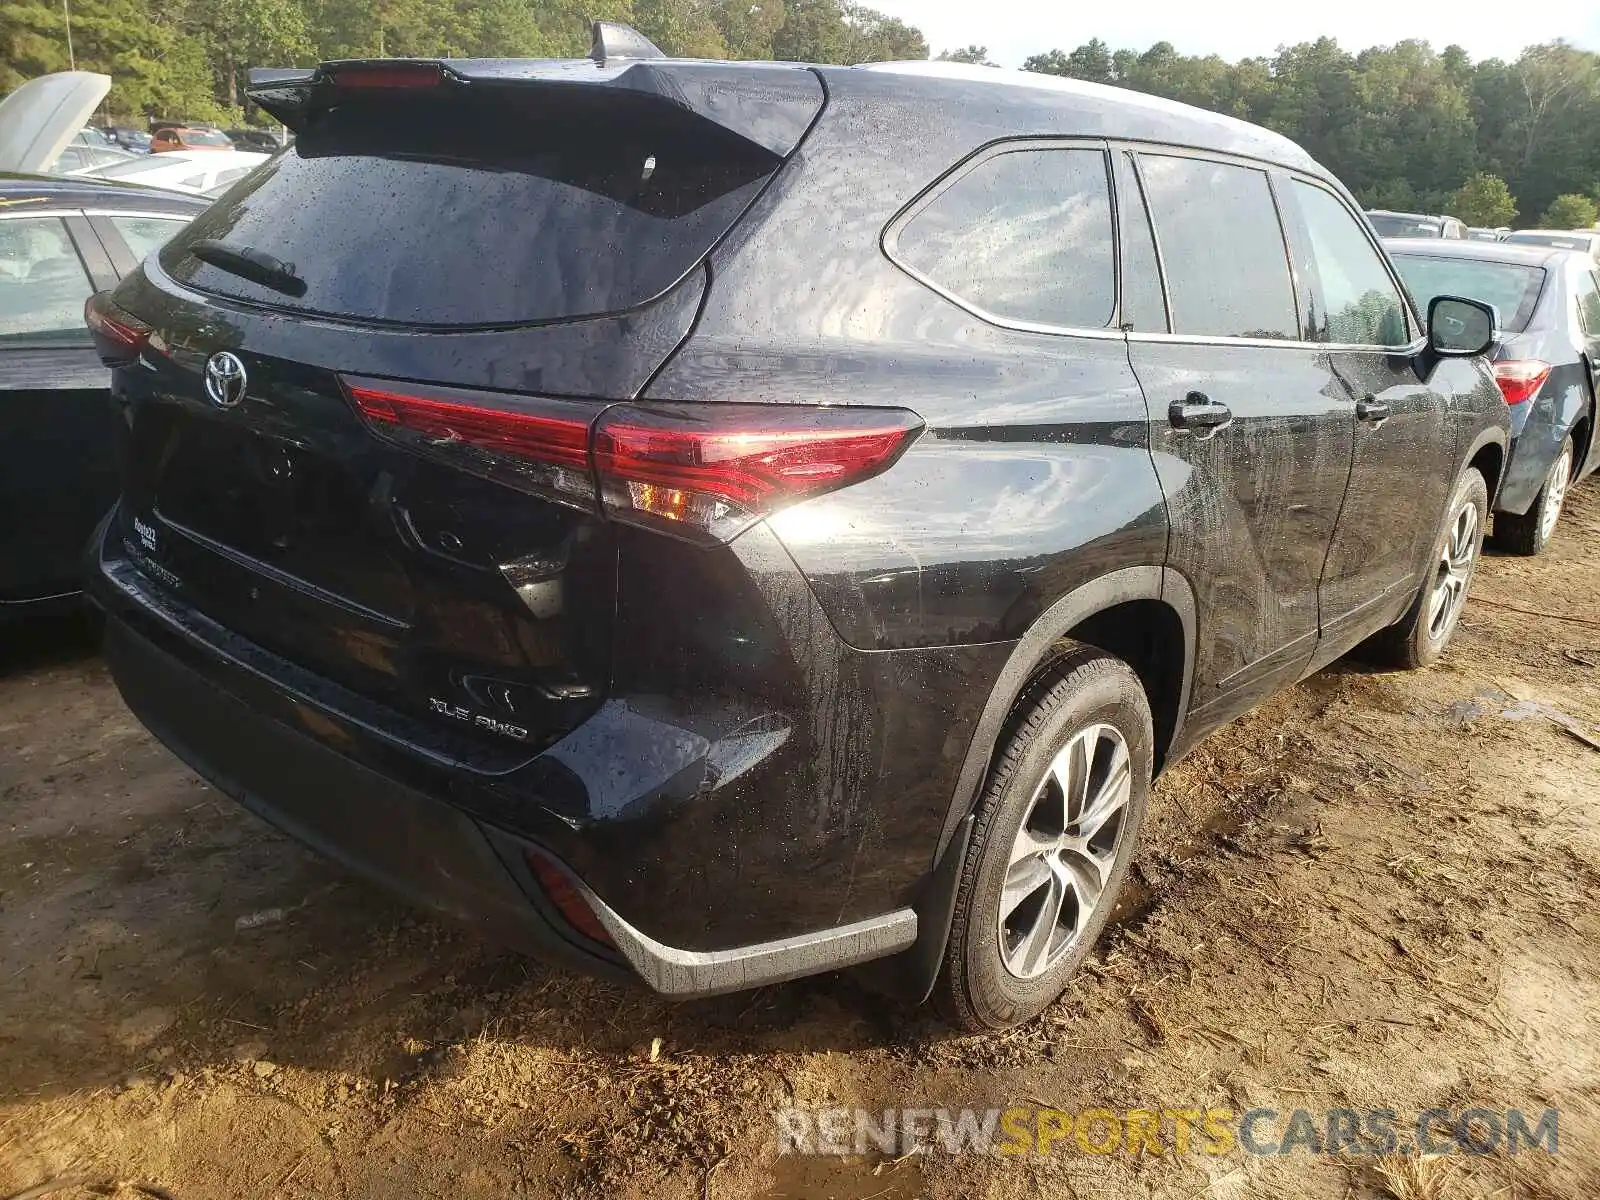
[{"left": 204, "top": 351, "right": 248, "bottom": 409}]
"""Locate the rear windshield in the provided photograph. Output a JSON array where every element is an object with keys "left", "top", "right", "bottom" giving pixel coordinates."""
[
  {"left": 1368, "top": 213, "right": 1442, "bottom": 237},
  {"left": 1390, "top": 254, "right": 1545, "bottom": 332},
  {"left": 159, "top": 95, "right": 780, "bottom": 327}
]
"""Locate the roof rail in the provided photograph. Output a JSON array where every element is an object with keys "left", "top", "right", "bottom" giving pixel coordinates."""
[{"left": 589, "top": 20, "right": 665, "bottom": 62}]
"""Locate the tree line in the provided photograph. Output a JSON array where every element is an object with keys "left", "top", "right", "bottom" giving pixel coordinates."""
[
  {"left": 1024, "top": 37, "right": 1600, "bottom": 230},
  {"left": 3, "top": 2, "right": 1596, "bottom": 227}
]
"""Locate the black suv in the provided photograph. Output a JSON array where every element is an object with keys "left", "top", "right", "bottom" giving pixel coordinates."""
[{"left": 86, "top": 37, "right": 1508, "bottom": 1030}]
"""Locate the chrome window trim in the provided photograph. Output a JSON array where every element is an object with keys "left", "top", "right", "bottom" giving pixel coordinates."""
[
  {"left": 79, "top": 209, "right": 198, "bottom": 221},
  {"left": 882, "top": 136, "right": 1124, "bottom": 339},
  {"left": 0, "top": 207, "right": 80, "bottom": 221},
  {"left": 1127, "top": 329, "right": 1428, "bottom": 354}
]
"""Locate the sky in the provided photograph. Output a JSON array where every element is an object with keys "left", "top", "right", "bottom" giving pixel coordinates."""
[{"left": 867, "top": 0, "right": 1600, "bottom": 69}]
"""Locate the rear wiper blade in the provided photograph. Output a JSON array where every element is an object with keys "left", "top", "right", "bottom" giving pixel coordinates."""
[{"left": 189, "top": 238, "right": 307, "bottom": 297}]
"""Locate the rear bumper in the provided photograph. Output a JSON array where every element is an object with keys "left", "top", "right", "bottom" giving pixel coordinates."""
[{"left": 88, "top": 512, "right": 974, "bottom": 995}]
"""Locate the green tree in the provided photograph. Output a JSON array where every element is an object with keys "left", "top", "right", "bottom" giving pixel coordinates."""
[
  {"left": 1, "top": 0, "right": 222, "bottom": 119},
  {"left": 1541, "top": 193, "right": 1599, "bottom": 229},
  {"left": 1449, "top": 173, "right": 1518, "bottom": 226},
  {"left": 771, "top": 0, "right": 845, "bottom": 62},
  {"left": 936, "top": 44, "right": 993, "bottom": 66}
]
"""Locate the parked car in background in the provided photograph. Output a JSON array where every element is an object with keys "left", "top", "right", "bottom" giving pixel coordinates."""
[
  {"left": 150, "top": 126, "right": 234, "bottom": 153},
  {"left": 89, "top": 38, "right": 1508, "bottom": 1031},
  {"left": 88, "top": 149, "right": 267, "bottom": 195},
  {"left": 1388, "top": 238, "right": 1600, "bottom": 554},
  {"left": 101, "top": 126, "right": 153, "bottom": 154},
  {"left": 0, "top": 121, "right": 205, "bottom": 616},
  {"left": 1367, "top": 210, "right": 1467, "bottom": 239},
  {"left": 50, "top": 142, "right": 138, "bottom": 175},
  {"left": 226, "top": 128, "right": 284, "bottom": 153},
  {"left": 1466, "top": 227, "right": 1502, "bottom": 242},
  {"left": 1503, "top": 229, "right": 1600, "bottom": 255}
]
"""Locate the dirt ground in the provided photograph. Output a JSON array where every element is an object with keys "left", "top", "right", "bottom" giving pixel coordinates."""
[{"left": 4, "top": 487, "right": 1600, "bottom": 1200}]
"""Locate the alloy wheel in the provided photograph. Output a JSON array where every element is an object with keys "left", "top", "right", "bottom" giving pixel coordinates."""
[
  {"left": 1427, "top": 499, "right": 1479, "bottom": 641},
  {"left": 1540, "top": 446, "right": 1572, "bottom": 544},
  {"left": 998, "top": 723, "right": 1132, "bottom": 979}
]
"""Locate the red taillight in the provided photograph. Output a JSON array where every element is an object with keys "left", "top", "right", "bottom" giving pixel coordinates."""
[
  {"left": 592, "top": 403, "right": 923, "bottom": 543},
  {"left": 523, "top": 849, "right": 615, "bottom": 948},
  {"left": 343, "top": 376, "right": 924, "bottom": 543},
  {"left": 84, "top": 292, "right": 150, "bottom": 365},
  {"left": 1492, "top": 359, "right": 1551, "bottom": 408},
  {"left": 326, "top": 63, "right": 444, "bottom": 90},
  {"left": 344, "top": 379, "right": 596, "bottom": 505}
]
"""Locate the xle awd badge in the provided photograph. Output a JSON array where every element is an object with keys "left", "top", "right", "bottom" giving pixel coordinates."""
[{"left": 204, "top": 351, "right": 248, "bottom": 409}]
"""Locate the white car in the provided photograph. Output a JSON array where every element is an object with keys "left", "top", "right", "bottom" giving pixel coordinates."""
[{"left": 88, "top": 149, "right": 269, "bottom": 195}]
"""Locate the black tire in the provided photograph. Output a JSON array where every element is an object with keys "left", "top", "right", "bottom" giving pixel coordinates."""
[
  {"left": 1363, "top": 467, "right": 1488, "bottom": 670},
  {"left": 1492, "top": 436, "right": 1573, "bottom": 556},
  {"left": 933, "top": 645, "right": 1153, "bottom": 1032}
]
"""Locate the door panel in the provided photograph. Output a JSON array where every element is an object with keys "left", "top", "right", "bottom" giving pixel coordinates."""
[
  {"left": 1278, "top": 176, "right": 1453, "bottom": 661},
  {"left": 1125, "top": 151, "right": 1354, "bottom": 728},
  {"left": 1136, "top": 341, "right": 1353, "bottom": 717}
]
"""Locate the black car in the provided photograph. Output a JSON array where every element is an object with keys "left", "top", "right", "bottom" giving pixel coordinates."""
[
  {"left": 225, "top": 128, "right": 283, "bottom": 153},
  {"left": 1, "top": 173, "right": 205, "bottom": 617},
  {"left": 85, "top": 35, "right": 1508, "bottom": 1030},
  {"left": 1389, "top": 238, "right": 1600, "bottom": 554},
  {"left": 102, "top": 126, "right": 153, "bottom": 154}
]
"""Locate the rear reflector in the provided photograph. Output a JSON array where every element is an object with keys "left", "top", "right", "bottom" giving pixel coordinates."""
[
  {"left": 343, "top": 377, "right": 923, "bottom": 543},
  {"left": 523, "top": 848, "right": 615, "bottom": 948},
  {"left": 593, "top": 403, "right": 923, "bottom": 543},
  {"left": 1493, "top": 359, "right": 1551, "bottom": 408},
  {"left": 344, "top": 379, "right": 596, "bottom": 506},
  {"left": 84, "top": 292, "right": 151, "bottom": 365}
]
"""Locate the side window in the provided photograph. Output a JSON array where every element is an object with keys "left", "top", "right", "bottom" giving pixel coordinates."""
[
  {"left": 1113, "top": 151, "right": 1168, "bottom": 333},
  {"left": 893, "top": 146, "right": 1116, "bottom": 330},
  {"left": 1290, "top": 181, "right": 1412, "bottom": 348},
  {"left": 1576, "top": 271, "right": 1600, "bottom": 337},
  {"left": 107, "top": 215, "right": 192, "bottom": 263},
  {"left": 1136, "top": 154, "right": 1299, "bottom": 340},
  {"left": 0, "top": 217, "right": 95, "bottom": 343}
]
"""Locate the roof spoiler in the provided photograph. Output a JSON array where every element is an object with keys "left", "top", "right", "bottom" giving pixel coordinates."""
[{"left": 244, "top": 35, "right": 821, "bottom": 158}]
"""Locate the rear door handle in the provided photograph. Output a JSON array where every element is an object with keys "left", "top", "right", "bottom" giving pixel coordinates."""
[
  {"left": 1356, "top": 397, "right": 1391, "bottom": 426},
  {"left": 1169, "top": 393, "right": 1233, "bottom": 438}
]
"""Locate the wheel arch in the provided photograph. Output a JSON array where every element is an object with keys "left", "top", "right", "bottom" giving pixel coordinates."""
[
  {"left": 887, "top": 566, "right": 1195, "bottom": 1003},
  {"left": 1463, "top": 426, "right": 1507, "bottom": 508}
]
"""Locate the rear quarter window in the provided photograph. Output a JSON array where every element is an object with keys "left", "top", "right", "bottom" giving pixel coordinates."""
[{"left": 888, "top": 145, "right": 1117, "bottom": 331}]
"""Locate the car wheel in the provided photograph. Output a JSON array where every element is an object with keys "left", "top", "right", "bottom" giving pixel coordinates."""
[
  {"left": 1363, "top": 467, "right": 1488, "bottom": 670},
  {"left": 1493, "top": 437, "right": 1572, "bottom": 556},
  {"left": 933, "top": 645, "right": 1152, "bottom": 1032}
]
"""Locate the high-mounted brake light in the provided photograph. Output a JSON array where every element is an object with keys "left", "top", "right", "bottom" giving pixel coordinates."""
[
  {"left": 326, "top": 63, "right": 444, "bottom": 90},
  {"left": 1492, "top": 359, "right": 1551, "bottom": 409},
  {"left": 342, "top": 378, "right": 923, "bottom": 543},
  {"left": 592, "top": 403, "right": 923, "bottom": 543},
  {"left": 84, "top": 292, "right": 151, "bottom": 365}
]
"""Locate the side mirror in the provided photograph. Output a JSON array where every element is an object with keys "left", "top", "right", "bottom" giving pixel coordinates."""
[{"left": 1428, "top": 295, "right": 1496, "bottom": 357}]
